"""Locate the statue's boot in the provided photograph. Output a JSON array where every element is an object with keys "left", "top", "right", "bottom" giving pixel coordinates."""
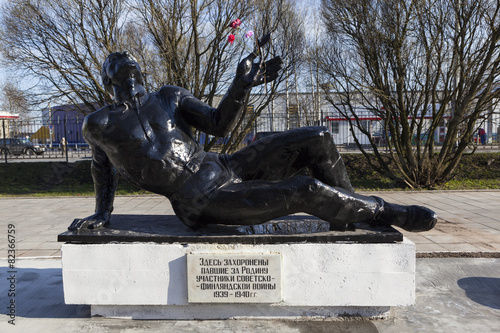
[{"left": 371, "top": 197, "right": 437, "bottom": 232}]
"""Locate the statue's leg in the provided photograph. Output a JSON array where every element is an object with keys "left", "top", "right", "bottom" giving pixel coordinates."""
[
  {"left": 198, "top": 175, "right": 373, "bottom": 227},
  {"left": 227, "top": 126, "right": 354, "bottom": 192},
  {"left": 196, "top": 175, "right": 436, "bottom": 232}
]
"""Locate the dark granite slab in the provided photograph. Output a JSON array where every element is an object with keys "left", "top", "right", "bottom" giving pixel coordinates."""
[{"left": 58, "top": 214, "right": 403, "bottom": 244}]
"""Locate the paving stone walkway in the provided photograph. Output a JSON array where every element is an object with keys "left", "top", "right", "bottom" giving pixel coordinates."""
[
  {"left": 1, "top": 190, "right": 499, "bottom": 259},
  {"left": 1, "top": 191, "right": 499, "bottom": 332}
]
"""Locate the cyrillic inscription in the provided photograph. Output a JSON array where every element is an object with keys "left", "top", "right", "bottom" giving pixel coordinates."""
[{"left": 187, "top": 253, "right": 282, "bottom": 303}]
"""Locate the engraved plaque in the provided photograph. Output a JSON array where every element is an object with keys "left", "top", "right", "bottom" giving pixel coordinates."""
[{"left": 187, "top": 253, "right": 282, "bottom": 303}]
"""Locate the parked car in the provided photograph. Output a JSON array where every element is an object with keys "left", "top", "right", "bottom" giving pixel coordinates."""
[{"left": 0, "top": 138, "right": 46, "bottom": 155}]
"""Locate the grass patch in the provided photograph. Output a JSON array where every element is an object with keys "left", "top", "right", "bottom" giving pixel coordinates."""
[
  {"left": 0, "top": 161, "right": 150, "bottom": 197},
  {"left": 439, "top": 179, "right": 500, "bottom": 190},
  {"left": 342, "top": 152, "right": 500, "bottom": 191},
  {"left": 1, "top": 152, "right": 499, "bottom": 196}
]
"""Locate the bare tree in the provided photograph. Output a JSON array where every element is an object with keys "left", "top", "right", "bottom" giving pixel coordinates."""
[
  {"left": 318, "top": 0, "right": 500, "bottom": 188},
  {"left": 0, "top": 0, "right": 306, "bottom": 154},
  {"left": 0, "top": 0, "right": 135, "bottom": 114},
  {"left": 134, "top": 0, "right": 253, "bottom": 100},
  {"left": 0, "top": 82, "right": 31, "bottom": 118}
]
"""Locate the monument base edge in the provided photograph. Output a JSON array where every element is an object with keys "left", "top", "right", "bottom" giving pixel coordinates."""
[{"left": 91, "top": 304, "right": 392, "bottom": 320}]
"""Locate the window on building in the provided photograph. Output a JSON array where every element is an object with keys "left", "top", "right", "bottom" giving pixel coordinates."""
[
  {"left": 359, "top": 120, "right": 370, "bottom": 132},
  {"left": 330, "top": 121, "right": 339, "bottom": 134}
]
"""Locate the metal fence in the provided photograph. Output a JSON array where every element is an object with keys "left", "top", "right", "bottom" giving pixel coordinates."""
[
  {"left": 1, "top": 113, "right": 499, "bottom": 163},
  {"left": 1, "top": 117, "right": 91, "bottom": 162},
  {"left": 255, "top": 111, "right": 500, "bottom": 151}
]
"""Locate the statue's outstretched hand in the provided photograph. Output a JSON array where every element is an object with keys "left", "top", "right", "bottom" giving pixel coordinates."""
[
  {"left": 68, "top": 212, "right": 110, "bottom": 231},
  {"left": 235, "top": 33, "right": 283, "bottom": 88}
]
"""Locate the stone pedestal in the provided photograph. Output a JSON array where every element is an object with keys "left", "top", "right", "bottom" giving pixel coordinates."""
[{"left": 58, "top": 215, "right": 415, "bottom": 320}]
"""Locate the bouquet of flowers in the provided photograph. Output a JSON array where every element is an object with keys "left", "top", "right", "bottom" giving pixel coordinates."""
[{"left": 227, "top": 18, "right": 254, "bottom": 46}]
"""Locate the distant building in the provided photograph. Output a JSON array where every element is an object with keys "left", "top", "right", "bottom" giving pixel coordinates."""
[
  {"left": 42, "top": 103, "right": 96, "bottom": 145},
  {"left": 0, "top": 111, "right": 19, "bottom": 139}
]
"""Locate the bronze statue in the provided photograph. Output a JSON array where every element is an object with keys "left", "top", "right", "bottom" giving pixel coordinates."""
[{"left": 69, "top": 35, "right": 437, "bottom": 233}]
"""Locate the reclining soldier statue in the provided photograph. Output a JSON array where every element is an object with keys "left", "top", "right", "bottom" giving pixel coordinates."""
[{"left": 69, "top": 35, "right": 437, "bottom": 233}]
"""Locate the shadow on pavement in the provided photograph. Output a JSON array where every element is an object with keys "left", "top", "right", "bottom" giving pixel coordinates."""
[
  {"left": 457, "top": 277, "right": 500, "bottom": 310},
  {"left": 1, "top": 266, "right": 90, "bottom": 318},
  {"left": 284, "top": 320, "right": 379, "bottom": 332}
]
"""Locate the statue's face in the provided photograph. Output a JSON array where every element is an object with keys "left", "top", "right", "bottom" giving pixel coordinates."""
[{"left": 106, "top": 56, "right": 145, "bottom": 104}]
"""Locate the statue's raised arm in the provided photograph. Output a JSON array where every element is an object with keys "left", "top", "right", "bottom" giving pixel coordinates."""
[{"left": 178, "top": 34, "right": 283, "bottom": 137}]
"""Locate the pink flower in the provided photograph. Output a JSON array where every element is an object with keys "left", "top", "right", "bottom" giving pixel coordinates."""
[
  {"left": 229, "top": 19, "right": 241, "bottom": 29},
  {"left": 245, "top": 31, "right": 254, "bottom": 38},
  {"left": 228, "top": 34, "right": 236, "bottom": 44}
]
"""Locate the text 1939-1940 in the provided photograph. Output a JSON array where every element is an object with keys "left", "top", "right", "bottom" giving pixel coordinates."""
[{"left": 187, "top": 254, "right": 282, "bottom": 303}]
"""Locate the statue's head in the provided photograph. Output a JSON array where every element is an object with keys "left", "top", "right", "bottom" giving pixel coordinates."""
[{"left": 101, "top": 51, "right": 145, "bottom": 103}]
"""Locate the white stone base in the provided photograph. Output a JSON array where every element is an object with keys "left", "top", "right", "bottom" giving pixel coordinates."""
[{"left": 61, "top": 239, "right": 415, "bottom": 320}]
